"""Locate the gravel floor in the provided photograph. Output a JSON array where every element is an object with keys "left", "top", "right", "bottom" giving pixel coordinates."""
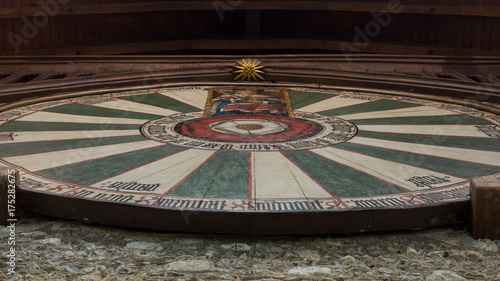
[{"left": 1, "top": 213, "right": 499, "bottom": 281}]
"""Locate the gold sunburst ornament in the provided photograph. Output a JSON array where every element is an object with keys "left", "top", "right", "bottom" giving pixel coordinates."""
[{"left": 233, "top": 58, "right": 265, "bottom": 81}]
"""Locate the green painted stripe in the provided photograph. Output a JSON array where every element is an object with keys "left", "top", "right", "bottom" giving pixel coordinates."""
[
  {"left": 119, "top": 93, "right": 200, "bottom": 113},
  {"left": 36, "top": 144, "right": 187, "bottom": 186},
  {"left": 320, "top": 99, "right": 421, "bottom": 116},
  {"left": 288, "top": 90, "right": 337, "bottom": 109},
  {"left": 282, "top": 150, "right": 406, "bottom": 198},
  {"left": 353, "top": 114, "right": 492, "bottom": 125},
  {"left": 0, "top": 121, "right": 141, "bottom": 131},
  {"left": 44, "top": 103, "right": 162, "bottom": 120},
  {"left": 168, "top": 151, "right": 249, "bottom": 199},
  {"left": 356, "top": 131, "right": 500, "bottom": 152},
  {"left": 336, "top": 142, "right": 500, "bottom": 179},
  {"left": 0, "top": 135, "right": 148, "bottom": 158}
]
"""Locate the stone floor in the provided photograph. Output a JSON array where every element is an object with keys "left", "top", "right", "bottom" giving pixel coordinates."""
[{"left": 1, "top": 213, "right": 499, "bottom": 281}]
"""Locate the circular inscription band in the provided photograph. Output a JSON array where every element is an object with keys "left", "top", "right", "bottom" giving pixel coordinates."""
[{"left": 142, "top": 112, "right": 357, "bottom": 151}]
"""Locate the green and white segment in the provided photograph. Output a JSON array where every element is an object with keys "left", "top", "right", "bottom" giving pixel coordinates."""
[{"left": 1, "top": 85, "right": 499, "bottom": 213}]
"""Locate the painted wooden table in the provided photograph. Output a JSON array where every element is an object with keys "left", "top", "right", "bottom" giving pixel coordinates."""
[{"left": 1, "top": 84, "right": 499, "bottom": 234}]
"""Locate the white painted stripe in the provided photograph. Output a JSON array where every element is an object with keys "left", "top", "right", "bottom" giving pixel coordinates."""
[
  {"left": 337, "top": 106, "right": 458, "bottom": 120},
  {"left": 298, "top": 95, "right": 374, "bottom": 112},
  {"left": 252, "top": 151, "right": 331, "bottom": 199},
  {"left": 17, "top": 112, "right": 146, "bottom": 125},
  {"left": 312, "top": 147, "right": 466, "bottom": 191},
  {"left": 4, "top": 140, "right": 163, "bottom": 171},
  {"left": 90, "top": 149, "right": 216, "bottom": 194},
  {"left": 0, "top": 130, "right": 140, "bottom": 144},
  {"left": 93, "top": 99, "right": 178, "bottom": 116},
  {"left": 159, "top": 89, "right": 207, "bottom": 110},
  {"left": 357, "top": 124, "right": 493, "bottom": 138},
  {"left": 250, "top": 151, "right": 256, "bottom": 201},
  {"left": 350, "top": 136, "right": 500, "bottom": 167}
]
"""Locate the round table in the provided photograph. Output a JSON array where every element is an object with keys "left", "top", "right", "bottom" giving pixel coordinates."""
[{"left": 2, "top": 84, "right": 499, "bottom": 234}]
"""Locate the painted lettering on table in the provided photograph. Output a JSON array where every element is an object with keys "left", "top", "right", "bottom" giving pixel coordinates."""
[
  {"left": 339, "top": 93, "right": 384, "bottom": 100},
  {"left": 16, "top": 172, "right": 471, "bottom": 211},
  {"left": 93, "top": 193, "right": 134, "bottom": 203},
  {"left": 0, "top": 110, "right": 31, "bottom": 121},
  {"left": 0, "top": 133, "right": 14, "bottom": 142},
  {"left": 251, "top": 200, "right": 326, "bottom": 211},
  {"left": 67, "top": 189, "right": 94, "bottom": 198},
  {"left": 346, "top": 197, "right": 407, "bottom": 209},
  {"left": 103, "top": 181, "right": 161, "bottom": 192},
  {"left": 74, "top": 96, "right": 114, "bottom": 105},
  {"left": 395, "top": 97, "right": 436, "bottom": 106},
  {"left": 486, "top": 115, "right": 500, "bottom": 125},
  {"left": 299, "top": 88, "right": 341, "bottom": 94},
  {"left": 161, "top": 86, "right": 202, "bottom": 91},
  {"left": 476, "top": 125, "right": 500, "bottom": 138},
  {"left": 444, "top": 104, "right": 482, "bottom": 115},
  {"left": 143, "top": 112, "right": 357, "bottom": 151},
  {"left": 406, "top": 175, "right": 451, "bottom": 188},
  {"left": 26, "top": 100, "right": 65, "bottom": 110},
  {"left": 156, "top": 198, "right": 227, "bottom": 211},
  {"left": 20, "top": 177, "right": 50, "bottom": 190},
  {"left": 415, "top": 185, "right": 470, "bottom": 203}
]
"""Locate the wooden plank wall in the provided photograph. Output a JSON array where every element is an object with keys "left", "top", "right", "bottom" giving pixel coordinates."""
[{"left": 0, "top": 0, "right": 498, "bottom": 55}]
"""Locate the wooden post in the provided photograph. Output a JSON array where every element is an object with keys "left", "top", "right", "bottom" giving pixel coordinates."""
[
  {"left": 0, "top": 166, "right": 19, "bottom": 226},
  {"left": 470, "top": 175, "right": 500, "bottom": 240}
]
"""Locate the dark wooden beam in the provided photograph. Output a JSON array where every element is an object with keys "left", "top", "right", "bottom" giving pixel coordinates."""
[
  {"left": 1, "top": 55, "right": 500, "bottom": 110},
  {"left": 0, "top": 1, "right": 500, "bottom": 19},
  {"left": 0, "top": 72, "right": 25, "bottom": 85},
  {"left": 4, "top": 38, "right": 500, "bottom": 57},
  {"left": 246, "top": 10, "right": 261, "bottom": 37}
]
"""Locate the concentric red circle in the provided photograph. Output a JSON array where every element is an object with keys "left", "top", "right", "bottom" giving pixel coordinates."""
[{"left": 174, "top": 114, "right": 323, "bottom": 143}]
